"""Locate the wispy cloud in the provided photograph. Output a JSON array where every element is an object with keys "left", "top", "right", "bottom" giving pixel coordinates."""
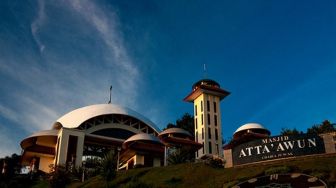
[
  {"left": 67, "top": 0, "right": 140, "bottom": 105},
  {"left": 0, "top": 1, "right": 143, "bottom": 129},
  {"left": 31, "top": 0, "right": 46, "bottom": 53},
  {"left": 0, "top": 104, "right": 20, "bottom": 124},
  {"left": 0, "top": 0, "right": 155, "bottom": 157}
]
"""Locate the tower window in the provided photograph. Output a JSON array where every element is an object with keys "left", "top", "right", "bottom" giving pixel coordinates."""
[
  {"left": 208, "top": 127, "right": 211, "bottom": 139},
  {"left": 195, "top": 131, "right": 198, "bottom": 142},
  {"left": 201, "top": 114, "right": 203, "bottom": 125},
  {"left": 207, "top": 100, "right": 210, "bottom": 111},
  {"left": 214, "top": 115, "right": 217, "bottom": 126},
  {"left": 202, "top": 142, "right": 204, "bottom": 154},
  {"left": 195, "top": 118, "right": 198, "bottom": 129},
  {"left": 207, "top": 114, "right": 211, "bottom": 125},
  {"left": 216, "top": 144, "right": 219, "bottom": 155},
  {"left": 209, "top": 142, "right": 212, "bottom": 154},
  {"left": 202, "top": 128, "right": 204, "bottom": 139},
  {"left": 215, "top": 129, "right": 218, "bottom": 140},
  {"left": 195, "top": 105, "right": 198, "bottom": 116},
  {"left": 213, "top": 102, "right": 217, "bottom": 113},
  {"left": 201, "top": 101, "right": 203, "bottom": 112}
]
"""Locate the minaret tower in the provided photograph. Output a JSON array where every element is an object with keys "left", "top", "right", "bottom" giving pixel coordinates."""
[{"left": 184, "top": 79, "right": 230, "bottom": 158}]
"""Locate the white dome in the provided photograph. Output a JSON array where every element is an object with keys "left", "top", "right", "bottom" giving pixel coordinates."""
[
  {"left": 124, "top": 133, "right": 162, "bottom": 144},
  {"left": 159, "top": 128, "right": 192, "bottom": 137},
  {"left": 56, "top": 104, "right": 160, "bottom": 132},
  {"left": 234, "top": 123, "right": 267, "bottom": 134}
]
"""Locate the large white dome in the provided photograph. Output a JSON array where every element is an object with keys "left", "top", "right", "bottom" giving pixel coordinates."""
[
  {"left": 234, "top": 123, "right": 267, "bottom": 134},
  {"left": 56, "top": 104, "right": 160, "bottom": 132}
]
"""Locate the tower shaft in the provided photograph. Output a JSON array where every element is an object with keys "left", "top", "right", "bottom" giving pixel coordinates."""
[{"left": 184, "top": 79, "right": 229, "bottom": 158}]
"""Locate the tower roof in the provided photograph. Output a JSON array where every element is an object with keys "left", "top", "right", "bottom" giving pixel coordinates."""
[
  {"left": 192, "top": 79, "right": 220, "bottom": 90},
  {"left": 184, "top": 79, "right": 230, "bottom": 102}
]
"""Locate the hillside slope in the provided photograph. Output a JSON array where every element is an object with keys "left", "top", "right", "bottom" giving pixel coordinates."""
[{"left": 72, "top": 155, "right": 336, "bottom": 188}]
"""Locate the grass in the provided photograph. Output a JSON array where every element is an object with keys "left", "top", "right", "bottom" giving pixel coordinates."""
[{"left": 36, "top": 155, "right": 336, "bottom": 187}]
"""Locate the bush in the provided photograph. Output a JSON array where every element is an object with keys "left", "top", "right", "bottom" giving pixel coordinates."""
[
  {"left": 209, "top": 158, "right": 225, "bottom": 168},
  {"left": 204, "top": 157, "right": 225, "bottom": 168},
  {"left": 0, "top": 175, "right": 34, "bottom": 188},
  {"left": 264, "top": 166, "right": 291, "bottom": 175},
  {"left": 100, "top": 150, "right": 117, "bottom": 181},
  {"left": 48, "top": 165, "right": 71, "bottom": 188}
]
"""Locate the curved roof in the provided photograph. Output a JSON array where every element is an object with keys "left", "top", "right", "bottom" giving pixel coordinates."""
[
  {"left": 24, "top": 129, "right": 59, "bottom": 139},
  {"left": 234, "top": 123, "right": 268, "bottom": 134},
  {"left": 159, "top": 128, "right": 192, "bottom": 137},
  {"left": 56, "top": 104, "right": 160, "bottom": 133},
  {"left": 124, "top": 133, "right": 162, "bottom": 144},
  {"left": 21, "top": 129, "right": 59, "bottom": 148}
]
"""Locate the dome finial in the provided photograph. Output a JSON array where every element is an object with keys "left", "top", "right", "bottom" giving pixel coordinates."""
[
  {"left": 203, "top": 64, "right": 207, "bottom": 78},
  {"left": 108, "top": 85, "right": 112, "bottom": 104}
]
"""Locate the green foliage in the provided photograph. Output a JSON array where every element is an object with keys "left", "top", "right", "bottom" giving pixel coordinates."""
[
  {"left": 0, "top": 174, "right": 35, "bottom": 188},
  {"left": 0, "top": 153, "right": 22, "bottom": 178},
  {"left": 165, "top": 113, "right": 196, "bottom": 164},
  {"left": 280, "top": 128, "right": 303, "bottom": 136},
  {"left": 100, "top": 150, "right": 117, "bottom": 181},
  {"left": 167, "top": 148, "right": 193, "bottom": 165},
  {"left": 307, "top": 120, "right": 336, "bottom": 134},
  {"left": 206, "top": 158, "right": 225, "bottom": 168},
  {"left": 264, "top": 166, "right": 291, "bottom": 175},
  {"left": 0, "top": 154, "right": 28, "bottom": 188},
  {"left": 165, "top": 113, "right": 194, "bottom": 137},
  {"left": 280, "top": 120, "right": 336, "bottom": 136},
  {"left": 48, "top": 165, "right": 71, "bottom": 188}
]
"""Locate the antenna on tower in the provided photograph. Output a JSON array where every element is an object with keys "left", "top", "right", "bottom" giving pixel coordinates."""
[
  {"left": 203, "top": 64, "right": 208, "bottom": 78},
  {"left": 108, "top": 85, "right": 112, "bottom": 104}
]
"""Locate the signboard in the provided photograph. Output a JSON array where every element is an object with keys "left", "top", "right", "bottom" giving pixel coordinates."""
[{"left": 232, "top": 134, "right": 325, "bottom": 165}]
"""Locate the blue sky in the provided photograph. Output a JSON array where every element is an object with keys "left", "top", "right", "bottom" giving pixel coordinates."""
[{"left": 0, "top": 0, "right": 336, "bottom": 157}]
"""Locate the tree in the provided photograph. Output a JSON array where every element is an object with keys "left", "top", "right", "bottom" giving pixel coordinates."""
[
  {"left": 166, "top": 113, "right": 194, "bottom": 137},
  {"left": 0, "top": 153, "right": 21, "bottom": 178},
  {"left": 307, "top": 120, "right": 336, "bottom": 134},
  {"left": 48, "top": 165, "right": 71, "bottom": 188},
  {"left": 165, "top": 113, "right": 196, "bottom": 163},
  {"left": 280, "top": 128, "right": 303, "bottom": 136},
  {"left": 167, "top": 148, "right": 193, "bottom": 165},
  {"left": 100, "top": 150, "right": 117, "bottom": 182}
]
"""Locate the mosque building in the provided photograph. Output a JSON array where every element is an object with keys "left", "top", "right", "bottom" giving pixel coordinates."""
[
  {"left": 19, "top": 79, "right": 336, "bottom": 173},
  {"left": 20, "top": 103, "right": 202, "bottom": 173}
]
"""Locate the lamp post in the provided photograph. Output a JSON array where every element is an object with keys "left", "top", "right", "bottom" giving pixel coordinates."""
[
  {"left": 116, "top": 147, "right": 121, "bottom": 171},
  {"left": 82, "top": 161, "right": 86, "bottom": 182}
]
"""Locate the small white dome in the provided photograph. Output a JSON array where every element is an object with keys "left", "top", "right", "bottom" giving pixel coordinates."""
[
  {"left": 159, "top": 128, "right": 192, "bottom": 137},
  {"left": 124, "top": 133, "right": 162, "bottom": 144},
  {"left": 234, "top": 123, "right": 267, "bottom": 134}
]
